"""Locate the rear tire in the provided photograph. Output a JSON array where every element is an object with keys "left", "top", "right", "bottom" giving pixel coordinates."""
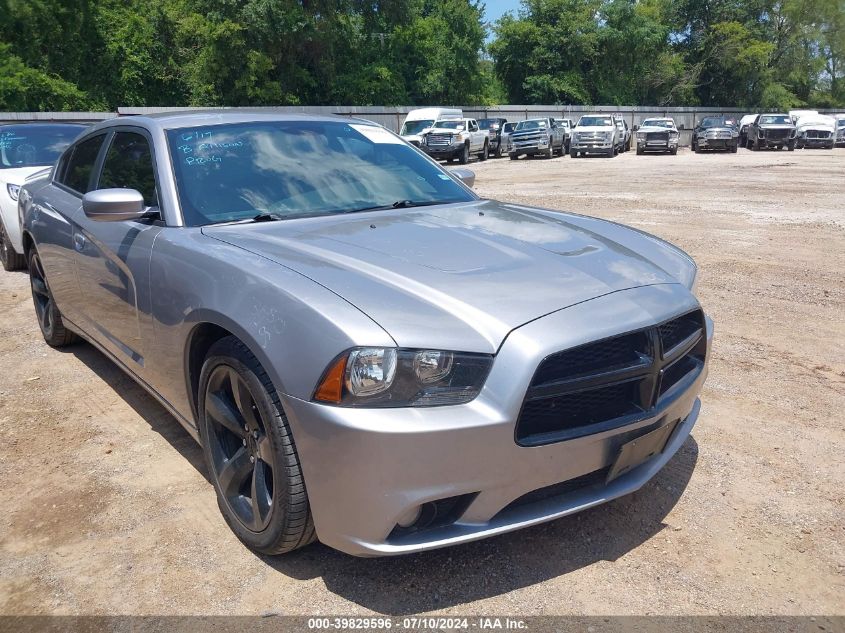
[
  {"left": 198, "top": 336, "right": 316, "bottom": 555},
  {"left": 1, "top": 222, "right": 26, "bottom": 271},
  {"left": 28, "top": 249, "right": 77, "bottom": 347}
]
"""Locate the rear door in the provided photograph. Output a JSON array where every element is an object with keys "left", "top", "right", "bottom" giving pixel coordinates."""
[
  {"left": 71, "top": 128, "right": 164, "bottom": 368},
  {"left": 34, "top": 133, "right": 109, "bottom": 326}
]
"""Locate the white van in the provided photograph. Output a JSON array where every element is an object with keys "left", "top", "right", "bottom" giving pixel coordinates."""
[{"left": 400, "top": 108, "right": 462, "bottom": 146}]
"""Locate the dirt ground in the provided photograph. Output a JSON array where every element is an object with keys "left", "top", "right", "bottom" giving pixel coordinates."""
[{"left": 0, "top": 147, "right": 843, "bottom": 617}]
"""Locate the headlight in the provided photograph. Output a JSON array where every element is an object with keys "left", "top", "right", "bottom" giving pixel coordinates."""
[
  {"left": 7, "top": 183, "right": 20, "bottom": 201},
  {"left": 636, "top": 132, "right": 646, "bottom": 140},
  {"left": 314, "top": 348, "right": 493, "bottom": 407},
  {"left": 670, "top": 131, "right": 679, "bottom": 139}
]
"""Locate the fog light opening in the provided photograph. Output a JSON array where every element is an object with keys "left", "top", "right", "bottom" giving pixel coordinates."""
[{"left": 395, "top": 505, "right": 423, "bottom": 529}]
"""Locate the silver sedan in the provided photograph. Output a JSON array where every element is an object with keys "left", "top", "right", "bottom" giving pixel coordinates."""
[{"left": 19, "top": 112, "right": 711, "bottom": 556}]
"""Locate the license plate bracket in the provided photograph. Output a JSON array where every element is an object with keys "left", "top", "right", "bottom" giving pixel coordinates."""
[{"left": 606, "top": 420, "right": 679, "bottom": 483}]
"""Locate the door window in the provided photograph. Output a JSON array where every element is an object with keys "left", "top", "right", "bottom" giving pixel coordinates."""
[
  {"left": 60, "top": 134, "right": 106, "bottom": 194},
  {"left": 97, "top": 132, "right": 159, "bottom": 207}
]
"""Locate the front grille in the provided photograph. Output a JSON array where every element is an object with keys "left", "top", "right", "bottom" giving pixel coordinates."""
[
  {"left": 706, "top": 130, "right": 732, "bottom": 139},
  {"left": 512, "top": 131, "right": 542, "bottom": 145},
  {"left": 516, "top": 310, "right": 706, "bottom": 446},
  {"left": 578, "top": 131, "right": 605, "bottom": 141},
  {"left": 806, "top": 130, "right": 831, "bottom": 139},
  {"left": 426, "top": 133, "right": 454, "bottom": 147},
  {"left": 647, "top": 132, "right": 669, "bottom": 142},
  {"left": 764, "top": 129, "right": 790, "bottom": 140}
]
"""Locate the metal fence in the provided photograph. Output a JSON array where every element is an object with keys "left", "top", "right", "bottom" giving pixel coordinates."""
[{"left": 2, "top": 105, "right": 841, "bottom": 146}]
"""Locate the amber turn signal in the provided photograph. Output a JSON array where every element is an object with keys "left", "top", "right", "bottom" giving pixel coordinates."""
[{"left": 314, "top": 355, "right": 347, "bottom": 403}]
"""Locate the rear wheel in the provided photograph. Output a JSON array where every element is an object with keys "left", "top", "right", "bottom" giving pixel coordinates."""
[
  {"left": 28, "top": 249, "right": 77, "bottom": 347},
  {"left": 199, "top": 336, "right": 315, "bottom": 555},
  {"left": 1, "top": 222, "right": 26, "bottom": 271}
]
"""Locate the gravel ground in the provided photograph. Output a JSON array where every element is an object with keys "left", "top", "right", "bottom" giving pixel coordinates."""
[{"left": 0, "top": 146, "right": 843, "bottom": 616}]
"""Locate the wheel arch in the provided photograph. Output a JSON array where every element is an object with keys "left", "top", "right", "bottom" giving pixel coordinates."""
[{"left": 183, "top": 313, "right": 286, "bottom": 425}]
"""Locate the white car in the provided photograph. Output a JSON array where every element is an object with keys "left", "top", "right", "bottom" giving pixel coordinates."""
[
  {"left": 1, "top": 123, "right": 85, "bottom": 270},
  {"left": 795, "top": 114, "right": 836, "bottom": 149}
]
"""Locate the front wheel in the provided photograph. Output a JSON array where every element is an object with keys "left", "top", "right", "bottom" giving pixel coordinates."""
[
  {"left": 199, "top": 336, "right": 315, "bottom": 555},
  {"left": 28, "top": 249, "right": 77, "bottom": 347},
  {"left": 788, "top": 141, "right": 795, "bottom": 151},
  {"left": 509, "top": 152, "right": 518, "bottom": 160},
  {"left": 459, "top": 143, "right": 470, "bottom": 164},
  {"left": 1, "top": 221, "right": 26, "bottom": 271},
  {"left": 570, "top": 147, "right": 578, "bottom": 158},
  {"left": 731, "top": 143, "right": 738, "bottom": 153}
]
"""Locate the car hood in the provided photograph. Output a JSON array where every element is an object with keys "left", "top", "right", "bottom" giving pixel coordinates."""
[
  {"left": 796, "top": 120, "right": 835, "bottom": 132},
  {"left": 638, "top": 126, "right": 676, "bottom": 133},
  {"left": 202, "top": 200, "right": 689, "bottom": 353},
  {"left": 575, "top": 126, "right": 614, "bottom": 133},
  {"left": 0, "top": 165, "right": 48, "bottom": 185}
]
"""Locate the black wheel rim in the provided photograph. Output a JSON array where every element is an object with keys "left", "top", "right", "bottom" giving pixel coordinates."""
[
  {"left": 30, "top": 253, "right": 53, "bottom": 336},
  {"left": 204, "top": 365, "right": 274, "bottom": 532}
]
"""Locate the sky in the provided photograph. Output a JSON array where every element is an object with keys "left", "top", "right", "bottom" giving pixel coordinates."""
[{"left": 483, "top": 0, "right": 521, "bottom": 24}]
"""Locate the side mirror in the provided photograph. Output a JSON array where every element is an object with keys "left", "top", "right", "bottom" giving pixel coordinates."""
[
  {"left": 449, "top": 167, "right": 475, "bottom": 188},
  {"left": 82, "top": 188, "right": 146, "bottom": 222}
]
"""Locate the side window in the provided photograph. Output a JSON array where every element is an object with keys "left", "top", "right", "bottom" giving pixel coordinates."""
[
  {"left": 97, "top": 131, "right": 158, "bottom": 207},
  {"left": 60, "top": 134, "right": 106, "bottom": 194},
  {"left": 469, "top": 121, "right": 478, "bottom": 132}
]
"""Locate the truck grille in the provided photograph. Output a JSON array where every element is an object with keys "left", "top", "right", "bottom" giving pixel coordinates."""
[
  {"left": 515, "top": 309, "right": 706, "bottom": 446},
  {"left": 426, "top": 133, "right": 454, "bottom": 147},
  {"left": 764, "top": 129, "right": 790, "bottom": 140},
  {"left": 646, "top": 132, "right": 669, "bottom": 143},
  {"left": 706, "top": 130, "right": 732, "bottom": 139},
  {"left": 805, "top": 130, "right": 831, "bottom": 139},
  {"left": 577, "top": 131, "right": 605, "bottom": 141},
  {"left": 512, "top": 131, "right": 542, "bottom": 145}
]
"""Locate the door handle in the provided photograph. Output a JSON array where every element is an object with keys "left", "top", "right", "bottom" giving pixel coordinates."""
[{"left": 73, "top": 233, "right": 86, "bottom": 251}]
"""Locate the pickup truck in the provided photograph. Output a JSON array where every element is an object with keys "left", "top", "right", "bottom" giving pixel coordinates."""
[
  {"left": 746, "top": 113, "right": 796, "bottom": 151},
  {"left": 691, "top": 116, "right": 739, "bottom": 153},
  {"left": 554, "top": 118, "right": 575, "bottom": 153},
  {"left": 478, "top": 118, "right": 509, "bottom": 157},
  {"left": 421, "top": 118, "right": 490, "bottom": 163},
  {"left": 570, "top": 114, "right": 619, "bottom": 157},
  {"left": 613, "top": 115, "right": 632, "bottom": 152},
  {"left": 508, "top": 117, "right": 565, "bottom": 159},
  {"left": 635, "top": 118, "right": 680, "bottom": 155}
]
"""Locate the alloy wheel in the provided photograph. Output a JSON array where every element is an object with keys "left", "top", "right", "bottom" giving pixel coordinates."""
[
  {"left": 204, "top": 365, "right": 275, "bottom": 532},
  {"left": 30, "top": 253, "right": 54, "bottom": 336}
]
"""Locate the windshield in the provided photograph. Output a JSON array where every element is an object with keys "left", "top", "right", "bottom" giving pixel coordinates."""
[
  {"left": 0, "top": 124, "right": 84, "bottom": 169},
  {"left": 433, "top": 120, "right": 465, "bottom": 130},
  {"left": 556, "top": 120, "right": 570, "bottom": 128},
  {"left": 701, "top": 117, "right": 733, "bottom": 128},
  {"left": 167, "top": 121, "right": 475, "bottom": 226},
  {"left": 578, "top": 116, "right": 613, "bottom": 127},
  {"left": 642, "top": 119, "right": 674, "bottom": 128},
  {"left": 516, "top": 120, "right": 546, "bottom": 131},
  {"left": 759, "top": 115, "right": 791, "bottom": 125},
  {"left": 503, "top": 123, "right": 516, "bottom": 133},
  {"left": 837, "top": 118, "right": 845, "bottom": 127},
  {"left": 400, "top": 120, "right": 434, "bottom": 136},
  {"left": 478, "top": 119, "right": 503, "bottom": 130}
]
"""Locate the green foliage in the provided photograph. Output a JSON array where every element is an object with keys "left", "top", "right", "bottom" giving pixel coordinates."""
[
  {"left": 0, "top": 0, "right": 841, "bottom": 109},
  {"left": 492, "top": 0, "right": 844, "bottom": 107}
]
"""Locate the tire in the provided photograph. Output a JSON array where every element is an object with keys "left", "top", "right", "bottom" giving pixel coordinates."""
[
  {"left": 607, "top": 146, "right": 615, "bottom": 158},
  {"left": 546, "top": 143, "right": 554, "bottom": 159},
  {"left": 28, "top": 249, "right": 77, "bottom": 347},
  {"left": 731, "top": 142, "right": 738, "bottom": 153},
  {"left": 459, "top": 143, "right": 469, "bottom": 164},
  {"left": 494, "top": 142, "right": 502, "bottom": 158},
  {"left": 564, "top": 140, "right": 570, "bottom": 154},
  {"left": 198, "top": 336, "right": 315, "bottom": 555},
  {"left": 1, "top": 221, "right": 26, "bottom": 271},
  {"left": 788, "top": 141, "right": 795, "bottom": 151},
  {"left": 670, "top": 146, "right": 677, "bottom": 155},
  {"left": 509, "top": 152, "right": 518, "bottom": 160},
  {"left": 478, "top": 141, "right": 488, "bottom": 161},
  {"left": 636, "top": 146, "right": 644, "bottom": 155}
]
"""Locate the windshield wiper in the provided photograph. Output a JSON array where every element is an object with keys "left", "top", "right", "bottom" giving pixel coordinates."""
[{"left": 252, "top": 212, "right": 285, "bottom": 222}]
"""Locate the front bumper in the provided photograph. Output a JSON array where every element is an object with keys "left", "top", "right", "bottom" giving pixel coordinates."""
[
  {"left": 698, "top": 137, "right": 736, "bottom": 150},
  {"left": 800, "top": 137, "right": 834, "bottom": 148},
  {"left": 283, "top": 284, "right": 712, "bottom": 556},
  {"left": 422, "top": 143, "right": 462, "bottom": 159},
  {"left": 637, "top": 139, "right": 678, "bottom": 152},
  {"left": 571, "top": 139, "right": 613, "bottom": 152}
]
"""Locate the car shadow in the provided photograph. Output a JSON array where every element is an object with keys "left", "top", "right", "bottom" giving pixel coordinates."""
[
  {"left": 63, "top": 342, "right": 211, "bottom": 484},
  {"left": 63, "top": 340, "right": 698, "bottom": 614}
]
